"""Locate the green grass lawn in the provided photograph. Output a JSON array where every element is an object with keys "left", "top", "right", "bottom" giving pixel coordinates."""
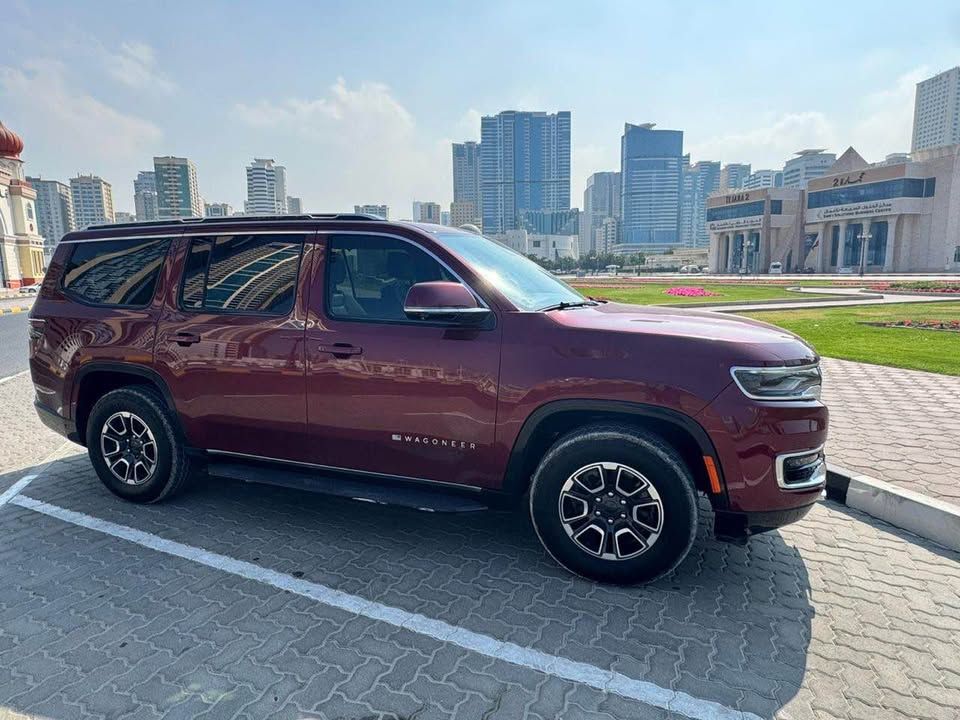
[
  {"left": 745, "top": 302, "right": 960, "bottom": 375},
  {"left": 576, "top": 283, "right": 826, "bottom": 305}
]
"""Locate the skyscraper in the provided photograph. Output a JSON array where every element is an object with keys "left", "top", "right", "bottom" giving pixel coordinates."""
[
  {"left": 782, "top": 149, "right": 836, "bottom": 189},
  {"left": 27, "top": 176, "right": 75, "bottom": 251},
  {"left": 679, "top": 159, "right": 720, "bottom": 248},
  {"left": 912, "top": 66, "right": 960, "bottom": 152},
  {"left": 204, "top": 202, "right": 233, "bottom": 217},
  {"left": 480, "top": 110, "right": 571, "bottom": 234},
  {"left": 452, "top": 141, "right": 481, "bottom": 226},
  {"left": 581, "top": 171, "right": 620, "bottom": 256},
  {"left": 286, "top": 196, "right": 303, "bottom": 215},
  {"left": 719, "top": 163, "right": 751, "bottom": 191},
  {"left": 245, "top": 158, "right": 287, "bottom": 215},
  {"left": 620, "top": 123, "right": 683, "bottom": 248},
  {"left": 153, "top": 156, "right": 202, "bottom": 219},
  {"left": 69, "top": 174, "right": 115, "bottom": 229},
  {"left": 133, "top": 171, "right": 158, "bottom": 222},
  {"left": 742, "top": 169, "right": 783, "bottom": 190}
]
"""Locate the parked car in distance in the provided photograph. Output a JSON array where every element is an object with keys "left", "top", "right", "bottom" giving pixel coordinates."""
[
  {"left": 28, "top": 215, "right": 828, "bottom": 584},
  {"left": 679, "top": 264, "right": 701, "bottom": 274},
  {"left": 769, "top": 262, "right": 783, "bottom": 274},
  {"left": 18, "top": 284, "right": 40, "bottom": 295}
]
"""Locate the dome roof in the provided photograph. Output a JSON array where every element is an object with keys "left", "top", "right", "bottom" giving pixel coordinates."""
[{"left": 0, "top": 122, "right": 24, "bottom": 159}]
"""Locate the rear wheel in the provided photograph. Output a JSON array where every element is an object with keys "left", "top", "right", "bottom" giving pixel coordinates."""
[
  {"left": 529, "top": 424, "right": 698, "bottom": 584},
  {"left": 86, "top": 386, "right": 192, "bottom": 503}
]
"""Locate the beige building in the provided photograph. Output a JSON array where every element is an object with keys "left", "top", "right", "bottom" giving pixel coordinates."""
[
  {"left": 707, "top": 187, "right": 804, "bottom": 273},
  {"left": 0, "top": 122, "right": 46, "bottom": 288},
  {"left": 70, "top": 174, "right": 115, "bottom": 229},
  {"left": 450, "top": 200, "right": 480, "bottom": 229}
]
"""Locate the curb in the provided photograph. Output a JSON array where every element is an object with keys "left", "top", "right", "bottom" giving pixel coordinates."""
[
  {"left": 826, "top": 464, "right": 960, "bottom": 552},
  {"left": 676, "top": 293, "right": 885, "bottom": 309},
  {"left": 0, "top": 306, "right": 29, "bottom": 315}
]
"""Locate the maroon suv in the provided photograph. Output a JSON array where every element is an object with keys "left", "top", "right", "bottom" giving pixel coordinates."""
[{"left": 28, "top": 215, "right": 827, "bottom": 584}]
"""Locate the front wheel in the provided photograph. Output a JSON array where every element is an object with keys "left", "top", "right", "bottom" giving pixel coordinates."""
[{"left": 529, "top": 425, "right": 698, "bottom": 584}]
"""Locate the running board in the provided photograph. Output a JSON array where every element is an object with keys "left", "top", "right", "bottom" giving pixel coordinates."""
[{"left": 206, "top": 459, "right": 489, "bottom": 513}]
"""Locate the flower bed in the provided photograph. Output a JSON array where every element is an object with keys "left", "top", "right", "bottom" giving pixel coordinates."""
[
  {"left": 861, "top": 319, "right": 960, "bottom": 332},
  {"left": 663, "top": 286, "right": 718, "bottom": 297},
  {"left": 871, "top": 281, "right": 960, "bottom": 294}
]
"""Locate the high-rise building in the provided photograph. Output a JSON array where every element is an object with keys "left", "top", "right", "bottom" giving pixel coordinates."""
[
  {"left": 452, "top": 141, "right": 481, "bottom": 209},
  {"left": 581, "top": 171, "right": 620, "bottom": 256},
  {"left": 517, "top": 208, "right": 579, "bottom": 236},
  {"left": 595, "top": 217, "right": 620, "bottom": 255},
  {"left": 413, "top": 201, "right": 442, "bottom": 224},
  {"left": 480, "top": 110, "right": 571, "bottom": 234},
  {"left": 354, "top": 204, "right": 389, "bottom": 219},
  {"left": 440, "top": 210, "right": 450, "bottom": 226},
  {"left": 133, "top": 171, "right": 158, "bottom": 222},
  {"left": 153, "top": 156, "right": 202, "bottom": 219},
  {"left": 244, "top": 158, "right": 287, "bottom": 215},
  {"left": 719, "top": 163, "right": 751, "bottom": 190},
  {"left": 114, "top": 211, "right": 136, "bottom": 224},
  {"left": 743, "top": 169, "right": 784, "bottom": 190},
  {"left": 204, "top": 202, "right": 233, "bottom": 217},
  {"left": 911, "top": 66, "right": 960, "bottom": 153},
  {"left": 620, "top": 123, "right": 683, "bottom": 248},
  {"left": 70, "top": 174, "right": 115, "bottom": 229},
  {"left": 679, "top": 158, "right": 720, "bottom": 248},
  {"left": 286, "top": 196, "right": 303, "bottom": 215},
  {"left": 782, "top": 149, "right": 836, "bottom": 189},
  {"left": 26, "top": 176, "right": 75, "bottom": 251},
  {"left": 450, "top": 200, "right": 480, "bottom": 228}
]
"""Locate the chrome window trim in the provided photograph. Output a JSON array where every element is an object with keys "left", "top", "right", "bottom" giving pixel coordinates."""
[
  {"left": 729, "top": 363, "right": 822, "bottom": 402},
  {"left": 403, "top": 306, "right": 490, "bottom": 315},
  {"left": 206, "top": 449, "right": 484, "bottom": 492},
  {"left": 775, "top": 444, "right": 826, "bottom": 491}
]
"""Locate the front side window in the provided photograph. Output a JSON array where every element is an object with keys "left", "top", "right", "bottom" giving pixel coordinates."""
[
  {"left": 180, "top": 234, "right": 304, "bottom": 314},
  {"left": 326, "top": 235, "right": 455, "bottom": 322},
  {"left": 63, "top": 237, "right": 171, "bottom": 306},
  {"left": 437, "top": 232, "right": 584, "bottom": 311}
]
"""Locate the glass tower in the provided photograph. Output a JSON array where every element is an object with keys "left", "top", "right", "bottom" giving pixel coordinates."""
[{"left": 620, "top": 123, "right": 684, "bottom": 248}]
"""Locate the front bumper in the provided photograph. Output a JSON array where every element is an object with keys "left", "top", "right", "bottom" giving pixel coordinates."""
[{"left": 713, "top": 499, "right": 819, "bottom": 542}]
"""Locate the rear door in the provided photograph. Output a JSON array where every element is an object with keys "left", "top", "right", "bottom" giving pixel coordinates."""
[
  {"left": 154, "top": 230, "right": 314, "bottom": 461},
  {"left": 304, "top": 232, "right": 502, "bottom": 488}
]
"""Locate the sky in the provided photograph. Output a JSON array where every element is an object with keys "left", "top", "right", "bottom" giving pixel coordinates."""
[{"left": 2, "top": 1, "right": 959, "bottom": 216}]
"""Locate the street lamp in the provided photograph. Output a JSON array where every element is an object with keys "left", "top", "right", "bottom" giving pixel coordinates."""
[{"left": 856, "top": 229, "right": 872, "bottom": 277}]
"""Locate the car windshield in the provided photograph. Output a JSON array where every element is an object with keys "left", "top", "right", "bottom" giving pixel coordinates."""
[{"left": 437, "top": 232, "right": 586, "bottom": 311}]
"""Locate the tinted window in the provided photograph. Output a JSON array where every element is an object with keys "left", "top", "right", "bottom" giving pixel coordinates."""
[
  {"left": 326, "top": 235, "right": 454, "bottom": 321},
  {"left": 62, "top": 238, "right": 170, "bottom": 306},
  {"left": 180, "top": 234, "right": 303, "bottom": 314}
]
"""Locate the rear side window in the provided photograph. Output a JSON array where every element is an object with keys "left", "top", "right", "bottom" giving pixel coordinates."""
[
  {"left": 62, "top": 238, "right": 171, "bottom": 306},
  {"left": 179, "top": 234, "right": 304, "bottom": 314}
]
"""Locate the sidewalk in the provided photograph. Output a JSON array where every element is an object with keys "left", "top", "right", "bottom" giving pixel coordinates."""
[
  {"left": 706, "top": 288, "right": 958, "bottom": 312},
  {"left": 821, "top": 357, "right": 960, "bottom": 508}
]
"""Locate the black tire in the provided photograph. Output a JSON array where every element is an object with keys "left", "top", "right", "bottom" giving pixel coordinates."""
[
  {"left": 529, "top": 424, "right": 697, "bottom": 585},
  {"left": 85, "top": 386, "right": 193, "bottom": 503}
]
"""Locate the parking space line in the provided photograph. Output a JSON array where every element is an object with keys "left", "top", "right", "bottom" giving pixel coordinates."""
[
  {"left": 11, "top": 493, "right": 758, "bottom": 720},
  {"left": 0, "top": 475, "right": 38, "bottom": 508}
]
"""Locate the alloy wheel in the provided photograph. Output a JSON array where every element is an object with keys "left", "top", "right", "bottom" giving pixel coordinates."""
[{"left": 100, "top": 411, "right": 158, "bottom": 486}]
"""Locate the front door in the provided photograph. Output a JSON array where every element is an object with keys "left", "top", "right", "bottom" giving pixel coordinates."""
[
  {"left": 305, "top": 232, "right": 502, "bottom": 488},
  {"left": 154, "top": 231, "right": 313, "bottom": 461}
]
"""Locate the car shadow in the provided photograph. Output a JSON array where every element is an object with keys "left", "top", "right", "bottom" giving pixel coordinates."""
[{"left": 5, "top": 455, "right": 816, "bottom": 718}]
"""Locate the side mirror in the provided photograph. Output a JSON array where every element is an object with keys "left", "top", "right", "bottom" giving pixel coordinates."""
[{"left": 403, "top": 281, "right": 491, "bottom": 324}]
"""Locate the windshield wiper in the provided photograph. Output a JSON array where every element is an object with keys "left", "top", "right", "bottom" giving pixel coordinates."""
[{"left": 539, "top": 300, "right": 596, "bottom": 312}]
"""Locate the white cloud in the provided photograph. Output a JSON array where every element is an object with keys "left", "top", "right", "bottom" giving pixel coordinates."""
[
  {"left": 234, "top": 78, "right": 449, "bottom": 216},
  {"left": 0, "top": 59, "right": 162, "bottom": 201},
  {"left": 103, "top": 41, "right": 177, "bottom": 95},
  {"left": 851, "top": 66, "right": 927, "bottom": 159}
]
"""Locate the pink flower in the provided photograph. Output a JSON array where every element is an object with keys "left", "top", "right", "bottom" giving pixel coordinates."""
[{"left": 664, "top": 287, "right": 718, "bottom": 297}]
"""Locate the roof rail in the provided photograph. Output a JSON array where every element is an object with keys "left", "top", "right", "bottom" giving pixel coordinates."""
[{"left": 87, "top": 213, "right": 384, "bottom": 231}]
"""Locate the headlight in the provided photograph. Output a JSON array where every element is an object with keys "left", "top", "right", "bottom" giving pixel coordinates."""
[{"left": 730, "top": 364, "right": 821, "bottom": 401}]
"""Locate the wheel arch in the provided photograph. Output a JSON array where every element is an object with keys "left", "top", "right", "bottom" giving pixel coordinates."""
[
  {"left": 72, "top": 362, "right": 181, "bottom": 446},
  {"left": 501, "top": 399, "right": 727, "bottom": 506}
]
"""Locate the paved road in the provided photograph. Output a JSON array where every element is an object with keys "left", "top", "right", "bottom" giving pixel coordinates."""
[{"left": 0, "top": 312, "right": 29, "bottom": 380}]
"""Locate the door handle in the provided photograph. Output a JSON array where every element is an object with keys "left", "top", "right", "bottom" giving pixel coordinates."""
[
  {"left": 173, "top": 332, "right": 202, "bottom": 346},
  {"left": 318, "top": 343, "right": 363, "bottom": 357}
]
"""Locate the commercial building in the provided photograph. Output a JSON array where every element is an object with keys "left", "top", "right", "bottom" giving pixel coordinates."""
[
  {"left": 708, "top": 144, "right": 960, "bottom": 274},
  {"left": 480, "top": 110, "right": 571, "bottom": 233},
  {"left": 517, "top": 208, "right": 579, "bottom": 236},
  {"left": 595, "top": 217, "right": 620, "bottom": 255},
  {"left": 743, "top": 169, "right": 783, "bottom": 190},
  {"left": 27, "top": 176, "right": 74, "bottom": 253},
  {"left": 911, "top": 66, "right": 960, "bottom": 153},
  {"left": 154, "top": 156, "right": 202, "bottom": 219},
  {"left": 782, "top": 149, "right": 836, "bottom": 188},
  {"left": 245, "top": 158, "right": 287, "bottom": 215},
  {"left": 413, "top": 201, "right": 442, "bottom": 224},
  {"left": 620, "top": 123, "right": 683, "bottom": 249},
  {"left": 679, "top": 158, "right": 720, "bottom": 248},
  {"left": 0, "top": 122, "right": 45, "bottom": 287},
  {"left": 452, "top": 141, "right": 481, "bottom": 206},
  {"left": 494, "top": 229, "right": 578, "bottom": 262},
  {"left": 133, "top": 171, "right": 158, "bottom": 222},
  {"left": 70, "top": 174, "right": 115, "bottom": 229},
  {"left": 204, "top": 202, "right": 233, "bottom": 217},
  {"left": 450, "top": 200, "right": 479, "bottom": 228},
  {"left": 354, "top": 204, "right": 389, "bottom": 219},
  {"left": 114, "top": 211, "right": 136, "bottom": 224},
  {"left": 286, "top": 196, "right": 302, "bottom": 215},
  {"left": 581, "top": 171, "right": 620, "bottom": 256},
  {"left": 643, "top": 247, "right": 709, "bottom": 271},
  {"left": 719, "top": 163, "right": 751, "bottom": 191}
]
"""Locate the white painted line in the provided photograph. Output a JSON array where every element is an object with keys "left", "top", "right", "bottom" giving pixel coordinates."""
[
  {"left": 0, "top": 475, "right": 38, "bottom": 507},
  {"left": 0, "top": 370, "right": 28, "bottom": 386},
  {"left": 12, "top": 494, "right": 758, "bottom": 720}
]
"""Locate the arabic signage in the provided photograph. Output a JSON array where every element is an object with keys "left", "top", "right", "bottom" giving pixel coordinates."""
[
  {"left": 806, "top": 197, "right": 925, "bottom": 223},
  {"left": 707, "top": 215, "right": 762, "bottom": 232}
]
